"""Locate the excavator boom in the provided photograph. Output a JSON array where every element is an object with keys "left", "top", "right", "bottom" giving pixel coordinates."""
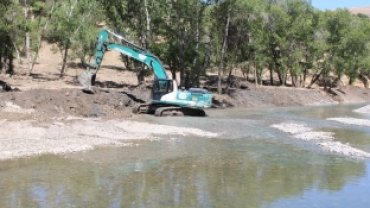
[
  {"left": 78, "top": 30, "right": 212, "bottom": 116},
  {"left": 78, "top": 30, "right": 167, "bottom": 88}
]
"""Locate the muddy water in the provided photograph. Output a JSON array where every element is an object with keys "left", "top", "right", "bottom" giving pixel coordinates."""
[{"left": 1, "top": 104, "right": 370, "bottom": 208}]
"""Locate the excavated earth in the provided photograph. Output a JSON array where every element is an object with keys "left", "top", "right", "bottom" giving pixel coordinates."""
[
  {"left": 1, "top": 77, "right": 370, "bottom": 122},
  {"left": 0, "top": 87, "right": 148, "bottom": 122},
  {"left": 1, "top": 73, "right": 370, "bottom": 160}
]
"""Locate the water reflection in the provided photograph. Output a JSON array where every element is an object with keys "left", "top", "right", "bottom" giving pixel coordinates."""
[
  {"left": 324, "top": 128, "right": 370, "bottom": 152},
  {"left": 0, "top": 138, "right": 367, "bottom": 208},
  {"left": 1, "top": 104, "right": 370, "bottom": 207}
]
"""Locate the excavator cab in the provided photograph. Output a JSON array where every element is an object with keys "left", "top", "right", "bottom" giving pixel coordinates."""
[{"left": 152, "top": 79, "right": 174, "bottom": 101}]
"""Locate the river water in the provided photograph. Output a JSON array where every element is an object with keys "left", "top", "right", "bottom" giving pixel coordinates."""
[{"left": 1, "top": 104, "right": 370, "bottom": 208}]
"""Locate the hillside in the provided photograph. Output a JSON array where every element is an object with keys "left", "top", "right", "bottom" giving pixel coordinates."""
[{"left": 348, "top": 6, "right": 370, "bottom": 16}]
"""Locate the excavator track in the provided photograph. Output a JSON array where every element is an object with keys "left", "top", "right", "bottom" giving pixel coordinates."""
[
  {"left": 132, "top": 104, "right": 150, "bottom": 114},
  {"left": 133, "top": 104, "right": 206, "bottom": 117},
  {"left": 154, "top": 107, "right": 183, "bottom": 117},
  {"left": 154, "top": 106, "right": 206, "bottom": 117}
]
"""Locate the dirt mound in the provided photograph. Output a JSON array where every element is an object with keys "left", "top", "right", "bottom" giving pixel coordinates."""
[
  {"left": 2, "top": 80, "right": 368, "bottom": 121},
  {"left": 212, "top": 86, "right": 337, "bottom": 108},
  {"left": 329, "top": 85, "right": 370, "bottom": 103},
  {"left": 208, "top": 75, "right": 370, "bottom": 108},
  {"left": 0, "top": 87, "right": 151, "bottom": 121}
]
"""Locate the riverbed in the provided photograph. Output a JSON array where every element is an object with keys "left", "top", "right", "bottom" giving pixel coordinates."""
[{"left": 1, "top": 104, "right": 370, "bottom": 207}]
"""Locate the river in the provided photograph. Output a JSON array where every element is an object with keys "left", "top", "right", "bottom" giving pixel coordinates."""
[{"left": 1, "top": 104, "right": 370, "bottom": 207}]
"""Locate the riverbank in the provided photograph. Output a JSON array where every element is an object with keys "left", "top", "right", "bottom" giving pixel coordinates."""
[
  {"left": 1, "top": 71, "right": 370, "bottom": 160},
  {"left": 2, "top": 72, "right": 370, "bottom": 121},
  {"left": 1, "top": 50, "right": 370, "bottom": 161}
]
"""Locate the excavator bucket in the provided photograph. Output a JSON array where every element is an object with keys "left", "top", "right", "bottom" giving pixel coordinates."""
[{"left": 78, "top": 71, "right": 96, "bottom": 93}]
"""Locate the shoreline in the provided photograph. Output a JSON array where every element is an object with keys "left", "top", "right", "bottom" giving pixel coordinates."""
[{"left": 1, "top": 85, "right": 369, "bottom": 161}]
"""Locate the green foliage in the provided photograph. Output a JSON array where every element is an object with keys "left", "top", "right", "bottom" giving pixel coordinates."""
[
  {"left": 0, "top": 0, "right": 25, "bottom": 72},
  {"left": 45, "top": 0, "right": 103, "bottom": 76},
  {"left": 1, "top": 0, "right": 370, "bottom": 87}
]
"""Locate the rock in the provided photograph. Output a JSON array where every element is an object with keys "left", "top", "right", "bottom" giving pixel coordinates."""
[
  {"left": 240, "top": 82, "right": 250, "bottom": 90},
  {"left": 0, "top": 80, "right": 12, "bottom": 92}
]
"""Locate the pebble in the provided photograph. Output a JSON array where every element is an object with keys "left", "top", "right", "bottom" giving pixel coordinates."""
[
  {"left": 0, "top": 119, "right": 218, "bottom": 160},
  {"left": 271, "top": 122, "right": 370, "bottom": 159}
]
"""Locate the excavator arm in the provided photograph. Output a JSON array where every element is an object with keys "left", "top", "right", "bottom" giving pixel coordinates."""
[
  {"left": 78, "top": 29, "right": 168, "bottom": 88},
  {"left": 105, "top": 43, "right": 167, "bottom": 79},
  {"left": 78, "top": 29, "right": 212, "bottom": 116}
]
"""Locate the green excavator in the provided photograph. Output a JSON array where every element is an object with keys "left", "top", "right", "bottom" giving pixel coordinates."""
[{"left": 78, "top": 29, "right": 212, "bottom": 116}]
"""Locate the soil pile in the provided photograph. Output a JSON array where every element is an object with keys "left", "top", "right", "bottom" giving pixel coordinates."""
[
  {"left": 0, "top": 87, "right": 152, "bottom": 121},
  {"left": 1, "top": 76, "right": 370, "bottom": 121},
  {"left": 212, "top": 84, "right": 370, "bottom": 108}
]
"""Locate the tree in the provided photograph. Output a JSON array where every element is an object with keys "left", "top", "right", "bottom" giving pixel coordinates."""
[
  {"left": 47, "top": 0, "right": 102, "bottom": 77},
  {"left": 0, "top": 0, "right": 22, "bottom": 74},
  {"left": 341, "top": 14, "right": 370, "bottom": 85},
  {"left": 324, "top": 9, "right": 352, "bottom": 83},
  {"left": 29, "top": 0, "right": 56, "bottom": 73},
  {"left": 151, "top": 0, "right": 211, "bottom": 88},
  {"left": 265, "top": 4, "right": 290, "bottom": 86}
]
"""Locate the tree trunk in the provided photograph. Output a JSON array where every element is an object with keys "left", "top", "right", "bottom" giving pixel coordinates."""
[
  {"left": 254, "top": 52, "right": 257, "bottom": 88},
  {"left": 269, "top": 63, "right": 274, "bottom": 85},
  {"left": 287, "top": 38, "right": 294, "bottom": 86},
  {"left": 10, "top": 37, "right": 21, "bottom": 64},
  {"left": 359, "top": 74, "right": 369, "bottom": 88},
  {"left": 171, "top": 70, "right": 176, "bottom": 82},
  {"left": 225, "top": 64, "right": 234, "bottom": 93},
  {"left": 58, "top": 0, "right": 77, "bottom": 78},
  {"left": 7, "top": 52, "right": 14, "bottom": 75},
  {"left": 179, "top": 34, "right": 186, "bottom": 88},
  {"left": 3, "top": 43, "right": 8, "bottom": 74},
  {"left": 0, "top": 54, "right": 2, "bottom": 72},
  {"left": 303, "top": 51, "right": 308, "bottom": 88},
  {"left": 200, "top": 20, "right": 214, "bottom": 87},
  {"left": 218, "top": 12, "right": 230, "bottom": 94},
  {"left": 5, "top": 36, "right": 13, "bottom": 74},
  {"left": 277, "top": 71, "right": 283, "bottom": 85},
  {"left": 292, "top": 75, "right": 299, "bottom": 87},
  {"left": 137, "top": 67, "right": 145, "bottom": 83},
  {"left": 269, "top": 44, "right": 281, "bottom": 85},
  {"left": 31, "top": 2, "right": 55, "bottom": 73},
  {"left": 60, "top": 44, "right": 70, "bottom": 78},
  {"left": 174, "top": 0, "right": 186, "bottom": 88},
  {"left": 303, "top": 67, "right": 307, "bottom": 88},
  {"left": 308, "top": 73, "right": 321, "bottom": 88},
  {"left": 192, "top": 1, "right": 200, "bottom": 88},
  {"left": 25, "top": 0, "right": 31, "bottom": 72},
  {"left": 144, "top": 0, "right": 151, "bottom": 49}
]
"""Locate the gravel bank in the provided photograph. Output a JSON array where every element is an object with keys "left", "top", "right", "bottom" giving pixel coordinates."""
[
  {"left": 326, "top": 104, "right": 370, "bottom": 127},
  {"left": 318, "top": 142, "right": 370, "bottom": 159},
  {"left": 327, "top": 118, "right": 370, "bottom": 127},
  {"left": 271, "top": 122, "right": 370, "bottom": 159},
  {"left": 354, "top": 104, "right": 370, "bottom": 114},
  {"left": 271, "top": 123, "right": 334, "bottom": 141},
  {"left": 0, "top": 118, "right": 218, "bottom": 160}
]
